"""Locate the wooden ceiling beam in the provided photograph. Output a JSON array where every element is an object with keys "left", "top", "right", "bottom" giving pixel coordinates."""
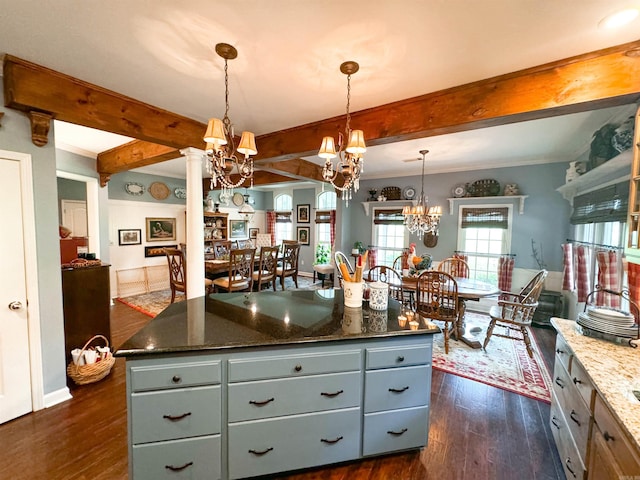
[
  {"left": 97, "top": 139, "right": 181, "bottom": 175},
  {"left": 2, "top": 54, "right": 206, "bottom": 149},
  {"left": 257, "top": 158, "right": 325, "bottom": 182}
]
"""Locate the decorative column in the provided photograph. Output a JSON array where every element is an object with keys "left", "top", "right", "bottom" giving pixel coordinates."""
[{"left": 180, "top": 147, "right": 205, "bottom": 299}]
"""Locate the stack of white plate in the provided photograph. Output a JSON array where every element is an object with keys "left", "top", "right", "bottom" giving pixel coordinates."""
[{"left": 577, "top": 306, "right": 639, "bottom": 338}]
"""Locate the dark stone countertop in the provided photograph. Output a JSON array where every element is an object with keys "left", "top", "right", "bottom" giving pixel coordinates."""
[{"left": 115, "top": 290, "right": 439, "bottom": 358}]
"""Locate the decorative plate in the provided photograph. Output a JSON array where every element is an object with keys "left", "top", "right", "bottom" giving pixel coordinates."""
[
  {"left": 218, "top": 192, "right": 229, "bottom": 206},
  {"left": 452, "top": 184, "right": 466, "bottom": 198},
  {"left": 403, "top": 186, "right": 416, "bottom": 200},
  {"left": 174, "top": 187, "right": 187, "bottom": 199},
  {"left": 124, "top": 182, "right": 145, "bottom": 196},
  {"left": 232, "top": 192, "right": 245, "bottom": 206},
  {"left": 149, "top": 182, "right": 170, "bottom": 200}
]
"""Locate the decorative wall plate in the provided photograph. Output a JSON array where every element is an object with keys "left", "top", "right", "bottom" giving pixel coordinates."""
[
  {"left": 149, "top": 182, "right": 170, "bottom": 200},
  {"left": 124, "top": 182, "right": 145, "bottom": 196},
  {"left": 452, "top": 184, "right": 466, "bottom": 198},
  {"left": 403, "top": 186, "right": 416, "bottom": 200},
  {"left": 232, "top": 192, "right": 245, "bottom": 206},
  {"left": 218, "top": 192, "right": 229, "bottom": 206},
  {"left": 174, "top": 187, "right": 187, "bottom": 199}
]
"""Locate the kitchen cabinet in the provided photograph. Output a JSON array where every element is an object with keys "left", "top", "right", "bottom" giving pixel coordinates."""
[{"left": 204, "top": 212, "right": 228, "bottom": 244}]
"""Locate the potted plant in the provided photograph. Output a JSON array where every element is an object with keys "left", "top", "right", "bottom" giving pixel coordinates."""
[{"left": 352, "top": 241, "right": 365, "bottom": 255}]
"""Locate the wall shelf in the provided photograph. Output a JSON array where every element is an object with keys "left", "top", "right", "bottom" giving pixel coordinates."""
[
  {"left": 361, "top": 200, "right": 414, "bottom": 216},
  {"left": 556, "top": 149, "right": 632, "bottom": 204},
  {"left": 447, "top": 195, "right": 528, "bottom": 215}
]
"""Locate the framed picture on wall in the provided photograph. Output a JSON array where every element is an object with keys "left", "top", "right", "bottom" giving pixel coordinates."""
[
  {"left": 249, "top": 228, "right": 259, "bottom": 239},
  {"left": 230, "top": 219, "right": 248, "bottom": 239},
  {"left": 146, "top": 217, "right": 176, "bottom": 242},
  {"left": 144, "top": 245, "right": 177, "bottom": 258},
  {"left": 297, "top": 204, "right": 310, "bottom": 223},
  {"left": 297, "top": 226, "right": 310, "bottom": 245},
  {"left": 118, "top": 229, "right": 141, "bottom": 246}
]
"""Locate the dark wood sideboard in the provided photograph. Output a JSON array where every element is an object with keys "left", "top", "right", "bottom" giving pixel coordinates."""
[{"left": 61, "top": 264, "right": 111, "bottom": 374}]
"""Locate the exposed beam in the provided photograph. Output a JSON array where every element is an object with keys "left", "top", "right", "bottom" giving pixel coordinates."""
[
  {"left": 97, "top": 139, "right": 180, "bottom": 175},
  {"left": 2, "top": 54, "right": 206, "bottom": 149},
  {"left": 258, "top": 158, "right": 325, "bottom": 182},
  {"left": 202, "top": 171, "right": 301, "bottom": 196},
  {"left": 253, "top": 40, "right": 640, "bottom": 162}
]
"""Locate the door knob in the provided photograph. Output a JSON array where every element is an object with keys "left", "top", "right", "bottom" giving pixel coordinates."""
[{"left": 8, "top": 301, "right": 23, "bottom": 310}]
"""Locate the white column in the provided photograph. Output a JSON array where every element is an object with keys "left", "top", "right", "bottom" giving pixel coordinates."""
[{"left": 180, "top": 147, "right": 205, "bottom": 299}]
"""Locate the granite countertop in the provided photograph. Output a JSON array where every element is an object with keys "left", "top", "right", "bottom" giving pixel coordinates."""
[
  {"left": 551, "top": 317, "right": 640, "bottom": 451},
  {"left": 116, "top": 290, "right": 439, "bottom": 357}
]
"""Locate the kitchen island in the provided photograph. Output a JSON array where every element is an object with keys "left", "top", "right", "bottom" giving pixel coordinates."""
[{"left": 116, "top": 290, "right": 439, "bottom": 480}]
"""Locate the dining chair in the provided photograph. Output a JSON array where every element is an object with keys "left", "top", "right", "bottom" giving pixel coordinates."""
[
  {"left": 255, "top": 233, "right": 272, "bottom": 254},
  {"left": 252, "top": 245, "right": 279, "bottom": 291},
  {"left": 483, "top": 269, "right": 548, "bottom": 358},
  {"left": 168, "top": 246, "right": 215, "bottom": 298},
  {"left": 211, "top": 240, "right": 232, "bottom": 259},
  {"left": 366, "top": 265, "right": 404, "bottom": 305},
  {"left": 415, "top": 271, "right": 460, "bottom": 354},
  {"left": 212, "top": 248, "right": 256, "bottom": 293},
  {"left": 277, "top": 242, "right": 300, "bottom": 289},
  {"left": 437, "top": 257, "right": 470, "bottom": 278}
]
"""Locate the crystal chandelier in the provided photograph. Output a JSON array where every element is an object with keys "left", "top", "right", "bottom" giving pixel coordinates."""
[
  {"left": 204, "top": 43, "right": 257, "bottom": 198},
  {"left": 402, "top": 150, "right": 442, "bottom": 238},
  {"left": 319, "top": 61, "right": 366, "bottom": 204}
]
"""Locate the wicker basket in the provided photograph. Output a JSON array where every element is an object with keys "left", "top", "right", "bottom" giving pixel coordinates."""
[
  {"left": 67, "top": 335, "right": 115, "bottom": 385},
  {"left": 62, "top": 258, "right": 102, "bottom": 269}
]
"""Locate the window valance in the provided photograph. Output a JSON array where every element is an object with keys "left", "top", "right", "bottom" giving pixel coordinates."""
[{"left": 460, "top": 207, "right": 509, "bottom": 229}]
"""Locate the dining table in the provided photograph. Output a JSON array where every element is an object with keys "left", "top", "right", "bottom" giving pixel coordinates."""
[{"left": 401, "top": 275, "right": 500, "bottom": 349}]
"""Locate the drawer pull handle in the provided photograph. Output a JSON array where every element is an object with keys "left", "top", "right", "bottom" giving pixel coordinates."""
[
  {"left": 321, "top": 390, "right": 344, "bottom": 398},
  {"left": 163, "top": 412, "right": 192, "bottom": 421},
  {"left": 572, "top": 377, "right": 582, "bottom": 385},
  {"left": 249, "top": 397, "right": 275, "bottom": 406},
  {"left": 565, "top": 458, "right": 576, "bottom": 478},
  {"left": 387, "top": 428, "right": 408, "bottom": 436},
  {"left": 171, "top": 375, "right": 182, "bottom": 384},
  {"left": 569, "top": 410, "right": 581, "bottom": 426},
  {"left": 165, "top": 461, "right": 193, "bottom": 472},
  {"left": 397, "top": 356, "right": 405, "bottom": 362},
  {"left": 294, "top": 364, "right": 302, "bottom": 372},
  {"left": 320, "top": 435, "right": 344, "bottom": 444},
  {"left": 554, "top": 377, "right": 565, "bottom": 389},
  {"left": 603, "top": 431, "right": 615, "bottom": 442},
  {"left": 249, "top": 447, "right": 274, "bottom": 456},
  {"left": 555, "top": 348, "right": 565, "bottom": 355},
  {"left": 389, "top": 386, "right": 410, "bottom": 393},
  {"left": 551, "top": 416, "right": 560, "bottom": 429}
]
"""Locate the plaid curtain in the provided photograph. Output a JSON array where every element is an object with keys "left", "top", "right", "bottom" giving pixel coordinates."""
[
  {"left": 266, "top": 211, "right": 276, "bottom": 246},
  {"left": 330, "top": 210, "right": 336, "bottom": 248},
  {"left": 561, "top": 243, "right": 575, "bottom": 291},
  {"left": 575, "top": 245, "right": 591, "bottom": 302},
  {"left": 453, "top": 253, "right": 469, "bottom": 278},
  {"left": 628, "top": 262, "right": 640, "bottom": 309},
  {"left": 498, "top": 256, "right": 515, "bottom": 294},
  {"left": 368, "top": 247, "right": 378, "bottom": 270},
  {"left": 596, "top": 250, "right": 621, "bottom": 308}
]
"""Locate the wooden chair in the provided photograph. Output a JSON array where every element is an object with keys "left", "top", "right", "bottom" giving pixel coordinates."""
[
  {"left": 277, "top": 242, "right": 300, "bottom": 289},
  {"left": 164, "top": 248, "right": 186, "bottom": 303},
  {"left": 366, "top": 266, "right": 404, "bottom": 305},
  {"left": 415, "top": 271, "right": 460, "bottom": 354},
  {"left": 392, "top": 255, "right": 404, "bottom": 271},
  {"left": 483, "top": 269, "right": 548, "bottom": 358},
  {"left": 437, "top": 257, "right": 470, "bottom": 278},
  {"left": 252, "top": 245, "right": 279, "bottom": 291},
  {"left": 211, "top": 240, "right": 232, "bottom": 259},
  {"left": 212, "top": 248, "right": 256, "bottom": 292}
]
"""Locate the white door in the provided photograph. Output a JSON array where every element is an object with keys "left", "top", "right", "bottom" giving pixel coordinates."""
[
  {"left": 61, "top": 199, "right": 87, "bottom": 237},
  {"left": 0, "top": 156, "right": 32, "bottom": 423}
]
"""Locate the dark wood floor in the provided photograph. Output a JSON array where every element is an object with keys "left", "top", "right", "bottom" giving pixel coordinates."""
[{"left": 0, "top": 304, "right": 564, "bottom": 480}]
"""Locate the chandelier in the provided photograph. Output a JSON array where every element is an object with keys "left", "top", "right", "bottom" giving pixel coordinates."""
[
  {"left": 402, "top": 150, "right": 442, "bottom": 238},
  {"left": 319, "top": 61, "right": 366, "bottom": 204},
  {"left": 204, "top": 43, "right": 257, "bottom": 197}
]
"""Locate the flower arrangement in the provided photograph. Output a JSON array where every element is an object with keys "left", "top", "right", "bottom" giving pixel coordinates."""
[{"left": 314, "top": 243, "right": 331, "bottom": 265}]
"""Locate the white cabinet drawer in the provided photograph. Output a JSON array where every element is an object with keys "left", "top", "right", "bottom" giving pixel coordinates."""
[
  {"left": 228, "top": 407, "right": 360, "bottom": 480},
  {"left": 132, "top": 434, "right": 221, "bottom": 480},
  {"left": 549, "top": 395, "right": 586, "bottom": 480},
  {"left": 554, "top": 335, "right": 572, "bottom": 373},
  {"left": 364, "top": 365, "right": 431, "bottom": 413},
  {"left": 130, "top": 360, "right": 220, "bottom": 392},
  {"left": 363, "top": 405, "right": 429, "bottom": 457},
  {"left": 228, "top": 371, "right": 360, "bottom": 422},
  {"left": 366, "top": 344, "right": 431, "bottom": 370},
  {"left": 131, "top": 385, "right": 221, "bottom": 444},
  {"left": 228, "top": 349, "right": 361, "bottom": 382},
  {"left": 569, "top": 357, "right": 594, "bottom": 411}
]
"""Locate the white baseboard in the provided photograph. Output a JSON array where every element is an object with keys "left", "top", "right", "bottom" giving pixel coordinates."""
[{"left": 43, "top": 387, "right": 72, "bottom": 408}]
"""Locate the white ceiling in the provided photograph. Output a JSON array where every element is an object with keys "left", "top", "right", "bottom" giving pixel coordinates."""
[{"left": 3, "top": 1, "right": 640, "bottom": 181}]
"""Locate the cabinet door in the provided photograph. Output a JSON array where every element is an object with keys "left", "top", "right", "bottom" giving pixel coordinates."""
[{"left": 589, "top": 427, "right": 624, "bottom": 480}]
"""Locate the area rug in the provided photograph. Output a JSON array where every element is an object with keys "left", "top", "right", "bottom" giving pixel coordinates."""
[{"left": 431, "top": 311, "right": 552, "bottom": 403}]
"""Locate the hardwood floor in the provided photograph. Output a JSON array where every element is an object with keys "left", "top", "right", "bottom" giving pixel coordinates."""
[{"left": 0, "top": 303, "right": 564, "bottom": 480}]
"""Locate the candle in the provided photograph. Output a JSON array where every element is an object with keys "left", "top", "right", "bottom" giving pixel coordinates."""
[
  {"left": 398, "top": 315, "right": 407, "bottom": 327},
  {"left": 409, "top": 321, "right": 419, "bottom": 330}
]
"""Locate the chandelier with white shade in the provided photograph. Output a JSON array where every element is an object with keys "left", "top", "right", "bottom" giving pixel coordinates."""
[
  {"left": 203, "top": 43, "right": 257, "bottom": 197},
  {"left": 318, "top": 61, "right": 366, "bottom": 204},
  {"left": 402, "top": 150, "right": 442, "bottom": 238}
]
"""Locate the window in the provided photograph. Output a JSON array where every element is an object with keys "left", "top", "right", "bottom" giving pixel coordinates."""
[
  {"left": 373, "top": 208, "right": 407, "bottom": 267},
  {"left": 457, "top": 205, "right": 512, "bottom": 285},
  {"left": 315, "top": 192, "right": 336, "bottom": 253},
  {"left": 274, "top": 194, "right": 292, "bottom": 245}
]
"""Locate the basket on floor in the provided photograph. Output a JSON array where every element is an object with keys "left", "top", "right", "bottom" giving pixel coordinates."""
[{"left": 67, "top": 335, "right": 115, "bottom": 385}]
